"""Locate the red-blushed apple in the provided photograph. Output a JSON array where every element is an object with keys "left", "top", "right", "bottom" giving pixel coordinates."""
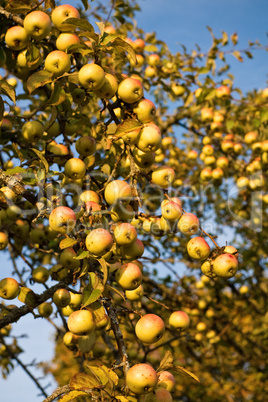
[
  {"left": 132, "top": 38, "right": 145, "bottom": 52},
  {"left": 201, "top": 107, "right": 213, "bottom": 121},
  {"left": 133, "top": 99, "right": 156, "bottom": 123},
  {"left": 79, "top": 190, "right": 100, "bottom": 205},
  {"left": 224, "top": 245, "right": 238, "bottom": 255},
  {"left": 45, "top": 50, "right": 71, "bottom": 76},
  {"left": 213, "top": 253, "right": 238, "bottom": 278},
  {"left": 51, "top": 4, "right": 80, "bottom": 32},
  {"left": 161, "top": 201, "right": 182, "bottom": 221},
  {"left": 221, "top": 140, "right": 234, "bottom": 153},
  {"left": 49, "top": 206, "right": 76, "bottom": 234},
  {"left": 0, "top": 277, "right": 20, "bottom": 300},
  {"left": 217, "top": 156, "right": 229, "bottom": 168},
  {"left": 5, "top": 26, "right": 29, "bottom": 50},
  {"left": 216, "top": 85, "right": 231, "bottom": 98},
  {"left": 94, "top": 73, "right": 118, "bottom": 99},
  {"left": 23, "top": 11, "right": 52, "bottom": 40},
  {"left": 32, "top": 266, "right": 50, "bottom": 283},
  {"left": 202, "top": 144, "right": 214, "bottom": 155},
  {"left": 84, "top": 201, "right": 102, "bottom": 218},
  {"left": 38, "top": 302, "right": 53, "bottom": 318},
  {"left": 104, "top": 180, "right": 132, "bottom": 206},
  {"left": 137, "top": 123, "right": 162, "bottom": 153},
  {"left": 177, "top": 212, "right": 199, "bottom": 235},
  {"left": 158, "top": 371, "right": 176, "bottom": 392},
  {"left": 169, "top": 310, "right": 190, "bottom": 330},
  {"left": 86, "top": 228, "right": 113, "bottom": 256},
  {"left": 148, "top": 53, "right": 160, "bottom": 66},
  {"left": 53, "top": 288, "right": 71, "bottom": 307},
  {"left": 244, "top": 131, "right": 258, "bottom": 144},
  {"left": 161, "top": 197, "right": 182, "bottom": 209},
  {"left": 75, "top": 136, "right": 96, "bottom": 157},
  {"left": 117, "top": 77, "right": 144, "bottom": 103},
  {"left": 188, "top": 150, "right": 198, "bottom": 159},
  {"left": 115, "top": 262, "right": 142, "bottom": 290},
  {"left": 59, "top": 247, "right": 80, "bottom": 270},
  {"left": 126, "top": 363, "right": 158, "bottom": 395},
  {"left": 104, "top": 25, "right": 116, "bottom": 34},
  {"left": 78, "top": 63, "right": 106, "bottom": 90},
  {"left": 144, "top": 388, "right": 173, "bottom": 402},
  {"left": 113, "top": 222, "right": 137, "bottom": 246},
  {"left": 119, "top": 238, "right": 144, "bottom": 260},
  {"left": 187, "top": 236, "right": 210, "bottom": 260},
  {"left": 125, "top": 284, "right": 144, "bottom": 301},
  {"left": 67, "top": 309, "right": 95, "bottom": 335},
  {"left": 56, "top": 32, "right": 80, "bottom": 51},
  {"left": 135, "top": 314, "right": 165, "bottom": 344},
  {"left": 151, "top": 166, "right": 175, "bottom": 189},
  {"left": 22, "top": 120, "right": 44, "bottom": 142},
  {"left": 212, "top": 168, "right": 224, "bottom": 180},
  {"left": 64, "top": 157, "right": 86, "bottom": 179},
  {"left": 0, "top": 232, "right": 8, "bottom": 250}
]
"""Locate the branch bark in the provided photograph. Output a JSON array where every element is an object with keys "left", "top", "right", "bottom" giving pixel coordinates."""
[{"left": 0, "top": 6, "right": 24, "bottom": 26}]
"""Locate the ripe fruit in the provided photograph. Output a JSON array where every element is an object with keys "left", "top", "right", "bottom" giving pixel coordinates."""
[
  {"left": 119, "top": 238, "right": 144, "bottom": 260},
  {"left": 126, "top": 364, "right": 158, "bottom": 395},
  {"left": 0, "top": 278, "right": 20, "bottom": 300},
  {"left": 86, "top": 228, "right": 113, "bottom": 256},
  {"left": 216, "top": 85, "right": 231, "bottom": 98},
  {"left": 135, "top": 314, "right": 165, "bottom": 344},
  {"left": 137, "top": 123, "right": 162, "bottom": 153},
  {"left": 94, "top": 73, "right": 118, "bottom": 99},
  {"left": 75, "top": 136, "right": 96, "bottom": 157},
  {"left": 144, "top": 388, "right": 173, "bottom": 402},
  {"left": 117, "top": 77, "right": 144, "bottom": 103},
  {"left": 78, "top": 64, "right": 106, "bottom": 90},
  {"left": 151, "top": 166, "right": 175, "bottom": 189},
  {"left": 23, "top": 11, "right": 52, "bottom": 41},
  {"left": 49, "top": 206, "right": 77, "bottom": 234},
  {"left": 177, "top": 213, "right": 199, "bottom": 235},
  {"left": 158, "top": 371, "right": 175, "bottom": 392},
  {"left": 114, "top": 223, "right": 137, "bottom": 246},
  {"left": 133, "top": 99, "right": 156, "bottom": 123},
  {"left": 125, "top": 284, "right": 144, "bottom": 301},
  {"left": 22, "top": 120, "right": 44, "bottom": 142},
  {"left": 172, "top": 83, "right": 186, "bottom": 96},
  {"left": 56, "top": 33, "right": 80, "bottom": 51},
  {"left": 53, "top": 288, "right": 71, "bottom": 307},
  {"left": 104, "top": 180, "right": 132, "bottom": 206},
  {"left": 213, "top": 253, "right": 238, "bottom": 278},
  {"left": 32, "top": 266, "right": 50, "bottom": 283},
  {"left": 80, "top": 190, "right": 100, "bottom": 204},
  {"left": 161, "top": 201, "right": 182, "bottom": 221},
  {"left": 67, "top": 309, "right": 95, "bottom": 335},
  {"left": 169, "top": 311, "right": 190, "bottom": 330},
  {"left": 64, "top": 158, "right": 86, "bottom": 179},
  {"left": 60, "top": 247, "right": 80, "bottom": 270},
  {"left": 148, "top": 54, "right": 160, "bottom": 66},
  {"left": 5, "top": 26, "right": 29, "bottom": 50},
  {"left": 38, "top": 302, "right": 53, "bottom": 318},
  {"left": 133, "top": 148, "right": 155, "bottom": 169},
  {"left": 115, "top": 262, "right": 142, "bottom": 290},
  {"left": 45, "top": 50, "right": 71, "bottom": 76},
  {"left": 0, "top": 232, "right": 8, "bottom": 250},
  {"left": 187, "top": 237, "right": 210, "bottom": 260},
  {"left": 17, "top": 49, "right": 41, "bottom": 70},
  {"left": 51, "top": 4, "right": 80, "bottom": 32}
]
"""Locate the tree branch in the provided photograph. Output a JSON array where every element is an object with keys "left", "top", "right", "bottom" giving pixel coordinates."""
[{"left": 0, "top": 6, "right": 24, "bottom": 26}]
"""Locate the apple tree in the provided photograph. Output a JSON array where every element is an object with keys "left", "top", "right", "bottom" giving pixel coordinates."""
[{"left": 0, "top": 0, "right": 267, "bottom": 401}]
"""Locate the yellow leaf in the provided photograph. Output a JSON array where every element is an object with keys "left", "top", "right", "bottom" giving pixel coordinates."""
[
  {"left": 174, "top": 365, "right": 200, "bottom": 383},
  {"left": 69, "top": 372, "right": 102, "bottom": 390},
  {"left": 59, "top": 390, "right": 88, "bottom": 402},
  {"left": 157, "top": 350, "right": 174, "bottom": 372}
]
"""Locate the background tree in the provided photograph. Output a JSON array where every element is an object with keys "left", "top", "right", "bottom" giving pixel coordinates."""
[{"left": 0, "top": 0, "right": 267, "bottom": 401}]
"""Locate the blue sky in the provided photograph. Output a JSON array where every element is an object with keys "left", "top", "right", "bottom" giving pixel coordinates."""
[{"left": 1, "top": 1, "right": 268, "bottom": 400}]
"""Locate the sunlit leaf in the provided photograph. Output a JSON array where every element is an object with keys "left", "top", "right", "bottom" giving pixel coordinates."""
[
  {"left": 30, "top": 148, "right": 49, "bottom": 172},
  {"left": 27, "top": 70, "right": 53, "bottom": 94},
  {"left": 59, "top": 237, "right": 78, "bottom": 250},
  {"left": 69, "top": 372, "right": 102, "bottom": 390},
  {"left": 0, "top": 79, "right": 16, "bottom": 103},
  {"left": 157, "top": 350, "right": 174, "bottom": 372},
  {"left": 59, "top": 390, "right": 88, "bottom": 402},
  {"left": 174, "top": 365, "right": 200, "bottom": 383},
  {"left": 63, "top": 18, "right": 94, "bottom": 32}
]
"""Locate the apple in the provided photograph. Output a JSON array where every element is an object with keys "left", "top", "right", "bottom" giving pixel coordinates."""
[
  {"left": 202, "top": 144, "right": 214, "bottom": 156},
  {"left": 244, "top": 131, "right": 258, "bottom": 144},
  {"left": 115, "top": 262, "right": 142, "bottom": 290},
  {"left": 86, "top": 228, "right": 113, "bottom": 256},
  {"left": 151, "top": 166, "right": 175, "bottom": 189},
  {"left": 18, "top": 287, "right": 37, "bottom": 307},
  {"left": 169, "top": 311, "right": 190, "bottom": 330},
  {"left": 32, "top": 266, "right": 50, "bottom": 283},
  {"left": 80, "top": 190, "right": 100, "bottom": 205},
  {"left": 53, "top": 288, "right": 71, "bottom": 307},
  {"left": 60, "top": 247, "right": 80, "bottom": 270},
  {"left": 0, "top": 277, "right": 20, "bottom": 300},
  {"left": 113, "top": 222, "right": 137, "bottom": 246},
  {"left": 133, "top": 148, "right": 155, "bottom": 169},
  {"left": 132, "top": 38, "right": 145, "bottom": 53},
  {"left": 56, "top": 33, "right": 80, "bottom": 51},
  {"left": 216, "top": 85, "right": 231, "bottom": 98},
  {"left": 75, "top": 136, "right": 96, "bottom": 158},
  {"left": 45, "top": 50, "right": 71, "bottom": 76},
  {"left": 117, "top": 77, "right": 144, "bottom": 103},
  {"left": 158, "top": 371, "right": 175, "bottom": 392},
  {"left": 78, "top": 63, "right": 106, "bottom": 90},
  {"left": 62, "top": 305, "right": 75, "bottom": 317},
  {"left": 145, "top": 66, "right": 157, "bottom": 78},
  {"left": 224, "top": 245, "right": 238, "bottom": 255},
  {"left": 126, "top": 364, "right": 158, "bottom": 395},
  {"left": 6, "top": 205, "right": 21, "bottom": 221},
  {"left": 148, "top": 54, "right": 160, "bottom": 66},
  {"left": 171, "top": 83, "right": 186, "bottom": 96},
  {"left": 216, "top": 156, "right": 229, "bottom": 168},
  {"left": 68, "top": 292, "right": 82, "bottom": 310},
  {"left": 29, "top": 228, "right": 46, "bottom": 244},
  {"left": 212, "top": 168, "right": 224, "bottom": 180},
  {"left": 187, "top": 237, "right": 210, "bottom": 260},
  {"left": 130, "top": 53, "right": 144, "bottom": 67},
  {"left": 64, "top": 158, "right": 86, "bottom": 179},
  {"left": 0, "top": 232, "right": 8, "bottom": 250},
  {"left": 125, "top": 284, "right": 144, "bottom": 301},
  {"left": 63, "top": 331, "right": 79, "bottom": 349},
  {"left": 144, "top": 388, "right": 173, "bottom": 402},
  {"left": 196, "top": 322, "right": 207, "bottom": 332},
  {"left": 5, "top": 26, "right": 29, "bottom": 50},
  {"left": 133, "top": 99, "right": 156, "bottom": 123},
  {"left": 22, "top": 120, "right": 44, "bottom": 142},
  {"left": 23, "top": 11, "right": 52, "bottom": 41},
  {"left": 161, "top": 201, "right": 182, "bottom": 221},
  {"left": 111, "top": 204, "right": 135, "bottom": 222},
  {"left": 17, "top": 49, "right": 42, "bottom": 70},
  {"left": 161, "top": 197, "right": 182, "bottom": 209},
  {"left": 213, "top": 253, "right": 238, "bottom": 278},
  {"left": 135, "top": 314, "right": 165, "bottom": 344},
  {"left": 51, "top": 4, "right": 80, "bottom": 32},
  {"left": 221, "top": 140, "right": 234, "bottom": 153},
  {"left": 104, "top": 180, "right": 132, "bottom": 206},
  {"left": 200, "top": 168, "right": 212, "bottom": 181},
  {"left": 119, "top": 238, "right": 144, "bottom": 260},
  {"left": 104, "top": 25, "right": 116, "bottom": 34},
  {"left": 67, "top": 309, "right": 95, "bottom": 335},
  {"left": 177, "top": 212, "right": 199, "bottom": 235},
  {"left": 94, "top": 73, "right": 118, "bottom": 99},
  {"left": 38, "top": 302, "right": 53, "bottom": 318},
  {"left": 188, "top": 150, "right": 198, "bottom": 159},
  {"left": 201, "top": 107, "right": 213, "bottom": 121},
  {"left": 49, "top": 206, "right": 77, "bottom": 234},
  {"left": 137, "top": 123, "right": 162, "bottom": 153}
]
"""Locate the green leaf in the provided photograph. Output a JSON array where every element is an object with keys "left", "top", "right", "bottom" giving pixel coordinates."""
[
  {"left": 144, "top": 44, "right": 158, "bottom": 52},
  {"left": 78, "top": 259, "right": 89, "bottom": 278},
  {"left": 59, "top": 391, "right": 88, "bottom": 402},
  {"left": 45, "top": 0, "right": 55, "bottom": 10},
  {"left": 66, "top": 43, "right": 89, "bottom": 54},
  {"left": 63, "top": 18, "right": 94, "bottom": 32},
  {"left": 12, "top": 143, "right": 25, "bottom": 163},
  {"left": 105, "top": 284, "right": 125, "bottom": 301},
  {"left": 95, "top": 21, "right": 105, "bottom": 36},
  {"left": 46, "top": 82, "right": 66, "bottom": 106},
  {"left": 4, "top": 167, "right": 27, "bottom": 175},
  {"left": 226, "top": 120, "right": 235, "bottom": 131},
  {"left": 82, "top": 287, "right": 102, "bottom": 307},
  {"left": 157, "top": 350, "right": 174, "bottom": 372},
  {"left": 5, "top": 0, "right": 32, "bottom": 13},
  {"left": 198, "top": 67, "right": 210, "bottom": 75},
  {"left": 261, "top": 110, "right": 268, "bottom": 123},
  {"left": 115, "top": 118, "right": 143, "bottom": 139},
  {"left": 27, "top": 70, "right": 53, "bottom": 94},
  {"left": 174, "top": 365, "right": 200, "bottom": 383},
  {"left": 59, "top": 237, "right": 78, "bottom": 250},
  {"left": 112, "top": 37, "right": 137, "bottom": 65},
  {"left": 184, "top": 92, "right": 194, "bottom": 107},
  {"left": 97, "top": 257, "right": 108, "bottom": 285},
  {"left": 205, "top": 89, "right": 216, "bottom": 100},
  {"left": 69, "top": 372, "right": 102, "bottom": 390},
  {"left": 30, "top": 148, "right": 49, "bottom": 172},
  {"left": 74, "top": 249, "right": 90, "bottom": 259},
  {"left": 0, "top": 79, "right": 16, "bottom": 104}
]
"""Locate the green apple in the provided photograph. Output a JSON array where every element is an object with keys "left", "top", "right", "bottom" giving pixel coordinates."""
[
  {"left": 75, "top": 136, "right": 96, "bottom": 157},
  {"left": 17, "top": 49, "right": 42, "bottom": 70},
  {"left": 79, "top": 190, "right": 100, "bottom": 204},
  {"left": 53, "top": 288, "right": 71, "bottom": 308},
  {"left": 78, "top": 63, "right": 106, "bottom": 90},
  {"left": 161, "top": 201, "right": 182, "bottom": 221},
  {"left": 94, "top": 73, "right": 118, "bottom": 99},
  {"left": 0, "top": 232, "right": 8, "bottom": 250},
  {"left": 60, "top": 247, "right": 80, "bottom": 270},
  {"left": 67, "top": 309, "right": 96, "bottom": 335},
  {"left": 137, "top": 123, "right": 162, "bottom": 153},
  {"left": 151, "top": 166, "right": 175, "bottom": 189},
  {"left": 104, "top": 180, "right": 132, "bottom": 206},
  {"left": 135, "top": 314, "right": 165, "bottom": 344},
  {"left": 0, "top": 277, "right": 20, "bottom": 300},
  {"left": 38, "top": 302, "right": 53, "bottom": 318},
  {"left": 113, "top": 222, "right": 137, "bottom": 246},
  {"left": 22, "top": 120, "right": 44, "bottom": 142},
  {"left": 119, "top": 238, "right": 144, "bottom": 260},
  {"left": 64, "top": 157, "right": 86, "bottom": 179},
  {"left": 117, "top": 77, "right": 144, "bottom": 104},
  {"left": 23, "top": 11, "right": 52, "bottom": 41},
  {"left": 125, "top": 284, "right": 144, "bottom": 301},
  {"left": 45, "top": 50, "right": 71, "bottom": 77},
  {"left": 144, "top": 388, "right": 173, "bottom": 402},
  {"left": 32, "top": 266, "right": 50, "bottom": 283}
]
